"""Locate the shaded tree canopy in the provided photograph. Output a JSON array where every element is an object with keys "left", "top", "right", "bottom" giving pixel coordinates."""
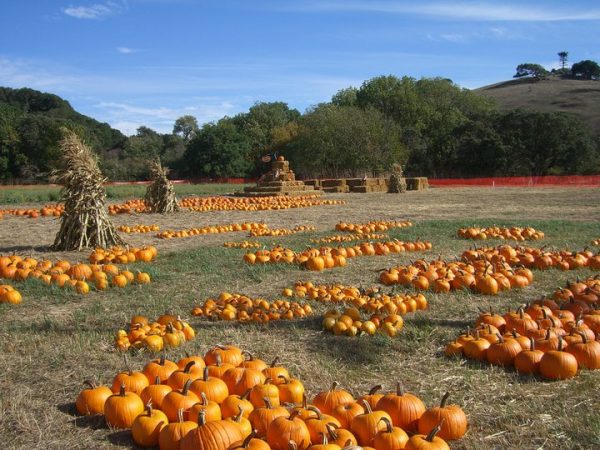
[
  {"left": 514, "top": 63, "right": 549, "bottom": 79},
  {"left": 571, "top": 60, "right": 600, "bottom": 80}
]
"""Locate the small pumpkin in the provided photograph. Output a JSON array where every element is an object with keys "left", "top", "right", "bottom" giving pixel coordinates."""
[
  {"left": 417, "top": 392, "right": 468, "bottom": 441},
  {"left": 75, "top": 380, "right": 113, "bottom": 416},
  {"left": 104, "top": 383, "right": 145, "bottom": 429},
  {"left": 131, "top": 403, "right": 169, "bottom": 447}
]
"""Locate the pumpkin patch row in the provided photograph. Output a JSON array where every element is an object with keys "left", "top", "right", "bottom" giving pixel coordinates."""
[
  {"left": 75, "top": 344, "right": 467, "bottom": 449},
  {"left": 551, "top": 275, "right": 600, "bottom": 307},
  {"left": 461, "top": 244, "right": 600, "bottom": 271},
  {"left": 335, "top": 220, "right": 412, "bottom": 234},
  {"left": 115, "top": 315, "right": 196, "bottom": 352},
  {"left": 88, "top": 245, "right": 158, "bottom": 264},
  {"left": 457, "top": 226, "right": 545, "bottom": 241},
  {"left": 0, "top": 254, "right": 152, "bottom": 296},
  {"left": 223, "top": 240, "right": 262, "bottom": 249},
  {"left": 379, "top": 257, "right": 534, "bottom": 296},
  {"left": 244, "top": 240, "right": 432, "bottom": 271},
  {"left": 118, "top": 224, "right": 161, "bottom": 233},
  {"left": 286, "top": 282, "right": 428, "bottom": 316},
  {"left": 249, "top": 225, "right": 316, "bottom": 237},
  {"left": 156, "top": 222, "right": 267, "bottom": 239},
  {"left": 0, "top": 204, "right": 64, "bottom": 219},
  {"left": 444, "top": 300, "right": 600, "bottom": 380},
  {"left": 191, "top": 292, "right": 313, "bottom": 323},
  {"left": 0, "top": 284, "right": 22, "bottom": 304},
  {"left": 180, "top": 195, "right": 346, "bottom": 212},
  {"left": 310, "top": 233, "right": 387, "bottom": 244}
]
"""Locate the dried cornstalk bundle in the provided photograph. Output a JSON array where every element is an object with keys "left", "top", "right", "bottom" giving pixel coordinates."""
[
  {"left": 388, "top": 163, "right": 407, "bottom": 193},
  {"left": 51, "top": 129, "right": 126, "bottom": 250},
  {"left": 144, "top": 159, "right": 179, "bottom": 213}
]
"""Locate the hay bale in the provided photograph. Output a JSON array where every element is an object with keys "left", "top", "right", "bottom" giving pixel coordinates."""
[
  {"left": 145, "top": 159, "right": 179, "bottom": 213},
  {"left": 51, "top": 129, "right": 126, "bottom": 251},
  {"left": 406, "top": 177, "right": 429, "bottom": 190}
]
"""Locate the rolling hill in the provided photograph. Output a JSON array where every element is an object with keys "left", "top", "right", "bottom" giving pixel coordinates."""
[{"left": 475, "top": 75, "right": 600, "bottom": 134}]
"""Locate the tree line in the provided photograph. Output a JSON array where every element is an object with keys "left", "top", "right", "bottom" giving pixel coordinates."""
[{"left": 1, "top": 76, "right": 599, "bottom": 182}]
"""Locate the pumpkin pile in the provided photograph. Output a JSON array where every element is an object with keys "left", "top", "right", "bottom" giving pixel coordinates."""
[
  {"left": 118, "top": 224, "right": 160, "bottom": 233},
  {"left": 0, "top": 254, "right": 152, "bottom": 294},
  {"left": 379, "top": 257, "right": 534, "bottom": 295},
  {"left": 191, "top": 292, "right": 313, "bottom": 323},
  {"left": 88, "top": 245, "right": 158, "bottom": 264},
  {"left": 156, "top": 222, "right": 267, "bottom": 240},
  {"left": 0, "top": 204, "right": 64, "bottom": 218},
  {"left": 115, "top": 315, "right": 196, "bottom": 352},
  {"left": 180, "top": 195, "right": 345, "bottom": 212},
  {"left": 0, "top": 284, "right": 22, "bottom": 304},
  {"left": 249, "top": 225, "right": 316, "bottom": 237},
  {"left": 75, "top": 344, "right": 468, "bottom": 449},
  {"left": 244, "top": 240, "right": 432, "bottom": 271},
  {"left": 445, "top": 300, "right": 600, "bottom": 379},
  {"left": 550, "top": 275, "right": 600, "bottom": 306},
  {"left": 108, "top": 199, "right": 147, "bottom": 215},
  {"left": 461, "top": 245, "right": 600, "bottom": 271},
  {"left": 311, "top": 233, "right": 387, "bottom": 244},
  {"left": 335, "top": 220, "right": 412, "bottom": 234},
  {"left": 223, "top": 240, "right": 261, "bottom": 249},
  {"left": 457, "top": 226, "right": 545, "bottom": 241}
]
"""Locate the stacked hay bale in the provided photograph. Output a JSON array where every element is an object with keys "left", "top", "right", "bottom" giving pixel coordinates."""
[
  {"left": 144, "top": 159, "right": 179, "bottom": 213},
  {"left": 388, "top": 163, "right": 407, "bottom": 193},
  {"left": 51, "top": 129, "right": 125, "bottom": 251}
]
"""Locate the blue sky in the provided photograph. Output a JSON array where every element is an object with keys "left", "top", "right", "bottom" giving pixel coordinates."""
[{"left": 1, "top": 0, "right": 599, "bottom": 135}]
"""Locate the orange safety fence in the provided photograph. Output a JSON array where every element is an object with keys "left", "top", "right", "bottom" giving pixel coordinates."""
[{"left": 429, "top": 175, "right": 600, "bottom": 187}]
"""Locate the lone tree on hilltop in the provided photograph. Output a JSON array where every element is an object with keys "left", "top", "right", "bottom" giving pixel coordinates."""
[
  {"left": 558, "top": 51, "right": 569, "bottom": 70},
  {"left": 514, "top": 63, "right": 549, "bottom": 79}
]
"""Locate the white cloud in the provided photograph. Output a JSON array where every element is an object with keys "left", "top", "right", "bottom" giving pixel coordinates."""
[
  {"left": 440, "top": 33, "right": 469, "bottom": 43},
  {"left": 282, "top": 1, "right": 600, "bottom": 22},
  {"left": 117, "top": 47, "right": 137, "bottom": 54},
  {"left": 62, "top": 1, "right": 125, "bottom": 19}
]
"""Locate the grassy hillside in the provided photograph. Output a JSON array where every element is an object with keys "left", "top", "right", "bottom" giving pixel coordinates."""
[{"left": 475, "top": 76, "right": 600, "bottom": 133}]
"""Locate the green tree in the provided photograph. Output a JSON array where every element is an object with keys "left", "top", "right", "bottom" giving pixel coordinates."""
[
  {"left": 284, "top": 104, "right": 406, "bottom": 178},
  {"left": 558, "top": 51, "right": 569, "bottom": 70},
  {"left": 173, "top": 115, "right": 199, "bottom": 142},
  {"left": 571, "top": 60, "right": 600, "bottom": 80},
  {"left": 331, "top": 87, "right": 358, "bottom": 107},
  {"left": 184, "top": 119, "right": 252, "bottom": 178},
  {"left": 514, "top": 63, "right": 549, "bottom": 79}
]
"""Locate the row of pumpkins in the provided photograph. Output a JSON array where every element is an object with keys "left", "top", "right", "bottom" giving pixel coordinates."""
[
  {"left": 311, "top": 233, "right": 387, "bottom": 245},
  {"left": 334, "top": 220, "right": 412, "bottom": 234},
  {"left": 0, "top": 252, "right": 153, "bottom": 299},
  {"left": 157, "top": 222, "right": 267, "bottom": 240},
  {"left": 0, "top": 204, "right": 64, "bottom": 219},
  {"left": 457, "top": 226, "right": 544, "bottom": 241},
  {"left": 243, "top": 240, "right": 432, "bottom": 271},
  {"left": 445, "top": 275, "right": 600, "bottom": 379},
  {"left": 115, "top": 314, "right": 196, "bottom": 352},
  {"left": 119, "top": 224, "right": 161, "bottom": 234},
  {"left": 107, "top": 195, "right": 345, "bottom": 215},
  {"left": 76, "top": 345, "right": 467, "bottom": 449},
  {"left": 223, "top": 241, "right": 261, "bottom": 249},
  {"left": 249, "top": 225, "right": 316, "bottom": 237},
  {"left": 191, "top": 293, "right": 313, "bottom": 323}
]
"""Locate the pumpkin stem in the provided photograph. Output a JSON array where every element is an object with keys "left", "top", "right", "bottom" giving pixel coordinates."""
[
  {"left": 83, "top": 380, "right": 96, "bottom": 389},
  {"left": 528, "top": 337, "right": 535, "bottom": 351},
  {"left": 368, "top": 384, "right": 382, "bottom": 395},
  {"left": 264, "top": 397, "right": 272, "bottom": 409},
  {"left": 177, "top": 408, "right": 185, "bottom": 424},
  {"left": 578, "top": 332, "right": 588, "bottom": 343},
  {"left": 331, "top": 381, "right": 340, "bottom": 391},
  {"left": 145, "top": 403, "right": 153, "bottom": 416},
  {"left": 378, "top": 416, "right": 393, "bottom": 433},
  {"left": 319, "top": 432, "right": 329, "bottom": 445},
  {"left": 277, "top": 375, "right": 289, "bottom": 384},
  {"left": 198, "top": 408, "right": 207, "bottom": 426},
  {"left": 182, "top": 379, "right": 192, "bottom": 396},
  {"left": 439, "top": 392, "right": 450, "bottom": 408},
  {"left": 119, "top": 383, "right": 126, "bottom": 396},
  {"left": 200, "top": 392, "right": 208, "bottom": 405},
  {"left": 359, "top": 398, "right": 373, "bottom": 414},
  {"left": 425, "top": 421, "right": 444, "bottom": 442},
  {"left": 159, "top": 353, "right": 166, "bottom": 366},
  {"left": 123, "top": 354, "right": 132, "bottom": 375},
  {"left": 203, "top": 366, "right": 209, "bottom": 381},
  {"left": 270, "top": 357, "right": 280, "bottom": 367},
  {"left": 154, "top": 375, "right": 161, "bottom": 385},
  {"left": 183, "top": 360, "right": 196, "bottom": 373},
  {"left": 288, "top": 441, "right": 298, "bottom": 450},
  {"left": 396, "top": 382, "right": 405, "bottom": 396},
  {"left": 307, "top": 405, "right": 322, "bottom": 419},
  {"left": 557, "top": 335, "right": 564, "bottom": 351},
  {"left": 325, "top": 423, "right": 339, "bottom": 439},
  {"left": 242, "top": 430, "right": 258, "bottom": 448},
  {"left": 240, "top": 388, "right": 251, "bottom": 400}
]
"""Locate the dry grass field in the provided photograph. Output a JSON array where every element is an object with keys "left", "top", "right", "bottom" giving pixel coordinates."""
[{"left": 1, "top": 186, "right": 599, "bottom": 449}]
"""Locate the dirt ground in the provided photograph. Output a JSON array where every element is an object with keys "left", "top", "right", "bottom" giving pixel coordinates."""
[{"left": 1, "top": 187, "right": 598, "bottom": 261}]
